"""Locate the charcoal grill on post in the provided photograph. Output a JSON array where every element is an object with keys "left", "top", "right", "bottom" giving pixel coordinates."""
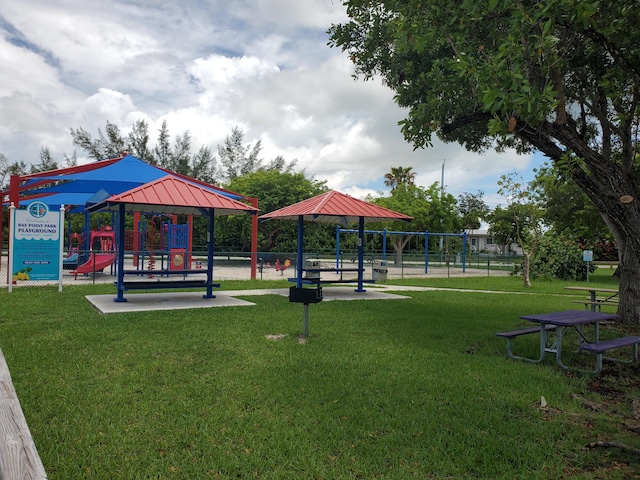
[{"left": 289, "top": 286, "right": 323, "bottom": 338}]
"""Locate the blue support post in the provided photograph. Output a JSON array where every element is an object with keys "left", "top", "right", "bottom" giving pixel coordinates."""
[
  {"left": 356, "top": 216, "right": 365, "bottom": 292},
  {"left": 335, "top": 226, "right": 341, "bottom": 270},
  {"left": 382, "top": 228, "right": 387, "bottom": 262},
  {"left": 296, "top": 216, "right": 304, "bottom": 288},
  {"left": 462, "top": 231, "right": 467, "bottom": 273},
  {"left": 114, "top": 204, "right": 127, "bottom": 302},
  {"left": 425, "top": 230, "right": 429, "bottom": 274},
  {"left": 203, "top": 208, "right": 216, "bottom": 298}
]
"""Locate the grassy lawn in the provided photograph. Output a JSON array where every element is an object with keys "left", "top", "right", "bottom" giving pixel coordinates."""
[{"left": 1, "top": 272, "right": 638, "bottom": 479}]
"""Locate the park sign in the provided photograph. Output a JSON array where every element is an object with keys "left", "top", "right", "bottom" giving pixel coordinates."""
[{"left": 9, "top": 201, "right": 65, "bottom": 290}]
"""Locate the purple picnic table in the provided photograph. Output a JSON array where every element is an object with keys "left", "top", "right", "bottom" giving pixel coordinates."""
[{"left": 520, "top": 310, "right": 618, "bottom": 371}]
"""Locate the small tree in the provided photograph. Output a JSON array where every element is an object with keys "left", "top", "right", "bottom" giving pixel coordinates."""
[
  {"left": 492, "top": 173, "right": 545, "bottom": 287},
  {"left": 458, "top": 190, "right": 489, "bottom": 232}
]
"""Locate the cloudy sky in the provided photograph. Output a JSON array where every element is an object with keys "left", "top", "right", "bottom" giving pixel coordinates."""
[{"left": 1, "top": 0, "right": 543, "bottom": 208}]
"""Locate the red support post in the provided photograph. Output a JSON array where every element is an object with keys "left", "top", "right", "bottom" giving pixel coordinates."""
[{"left": 249, "top": 197, "right": 258, "bottom": 280}]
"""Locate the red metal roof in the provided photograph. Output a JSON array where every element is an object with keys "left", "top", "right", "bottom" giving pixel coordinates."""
[
  {"left": 88, "top": 175, "right": 258, "bottom": 216},
  {"left": 259, "top": 190, "right": 412, "bottom": 225}
]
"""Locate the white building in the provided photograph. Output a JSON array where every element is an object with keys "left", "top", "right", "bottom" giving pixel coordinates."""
[{"left": 465, "top": 230, "right": 522, "bottom": 255}]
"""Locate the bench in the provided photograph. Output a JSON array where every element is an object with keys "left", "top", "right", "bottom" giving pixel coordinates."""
[
  {"left": 572, "top": 299, "right": 618, "bottom": 312},
  {"left": 593, "top": 261, "right": 618, "bottom": 269},
  {"left": 578, "top": 335, "right": 640, "bottom": 373},
  {"left": 496, "top": 325, "right": 557, "bottom": 362},
  {"left": 117, "top": 280, "right": 221, "bottom": 291},
  {"left": 121, "top": 269, "right": 204, "bottom": 276}
]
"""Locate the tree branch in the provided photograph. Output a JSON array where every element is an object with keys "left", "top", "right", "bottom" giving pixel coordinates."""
[{"left": 441, "top": 112, "right": 492, "bottom": 136}]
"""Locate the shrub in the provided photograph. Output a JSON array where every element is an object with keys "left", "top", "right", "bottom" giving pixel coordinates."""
[{"left": 531, "top": 235, "right": 594, "bottom": 280}]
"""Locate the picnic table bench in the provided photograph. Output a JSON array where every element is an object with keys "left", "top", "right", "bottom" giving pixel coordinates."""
[
  {"left": 565, "top": 286, "right": 619, "bottom": 312},
  {"left": 116, "top": 279, "right": 221, "bottom": 291},
  {"left": 496, "top": 310, "right": 639, "bottom": 373},
  {"left": 495, "top": 324, "right": 557, "bottom": 362},
  {"left": 579, "top": 335, "right": 640, "bottom": 373},
  {"left": 114, "top": 269, "right": 220, "bottom": 301},
  {"left": 292, "top": 267, "right": 370, "bottom": 285}
]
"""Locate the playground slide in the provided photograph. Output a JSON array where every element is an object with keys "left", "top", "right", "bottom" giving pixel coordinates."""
[{"left": 71, "top": 253, "right": 116, "bottom": 277}]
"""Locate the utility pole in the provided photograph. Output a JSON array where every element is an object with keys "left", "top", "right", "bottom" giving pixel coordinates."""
[
  {"left": 440, "top": 159, "right": 445, "bottom": 255},
  {"left": 441, "top": 159, "right": 445, "bottom": 198}
]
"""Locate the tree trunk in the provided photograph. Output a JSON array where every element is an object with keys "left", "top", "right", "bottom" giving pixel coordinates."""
[
  {"left": 602, "top": 212, "right": 640, "bottom": 326},
  {"left": 393, "top": 237, "right": 403, "bottom": 266},
  {"left": 522, "top": 252, "right": 532, "bottom": 288},
  {"left": 392, "top": 235, "right": 413, "bottom": 266}
]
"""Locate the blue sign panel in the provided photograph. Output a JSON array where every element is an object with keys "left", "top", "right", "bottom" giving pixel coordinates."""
[{"left": 12, "top": 201, "right": 62, "bottom": 281}]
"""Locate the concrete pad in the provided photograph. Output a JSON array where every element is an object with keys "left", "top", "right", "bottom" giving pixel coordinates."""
[
  {"left": 86, "top": 285, "right": 410, "bottom": 314},
  {"left": 223, "top": 286, "right": 410, "bottom": 302},
  {"left": 280, "top": 285, "right": 410, "bottom": 302},
  {"left": 86, "top": 291, "right": 256, "bottom": 314}
]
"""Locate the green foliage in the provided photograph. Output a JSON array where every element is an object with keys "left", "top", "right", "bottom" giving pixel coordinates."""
[
  {"left": 329, "top": 1, "right": 640, "bottom": 320},
  {"left": 383, "top": 166, "right": 415, "bottom": 190},
  {"left": 530, "top": 234, "right": 594, "bottom": 281},
  {"left": 372, "top": 183, "right": 460, "bottom": 233},
  {"left": 367, "top": 182, "right": 462, "bottom": 260},
  {"left": 217, "top": 170, "right": 328, "bottom": 252},
  {"left": 533, "top": 162, "right": 611, "bottom": 245},
  {"left": 458, "top": 190, "right": 489, "bottom": 230},
  {"left": 491, "top": 173, "right": 545, "bottom": 251}
]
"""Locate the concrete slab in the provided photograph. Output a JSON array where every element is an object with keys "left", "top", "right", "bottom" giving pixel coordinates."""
[
  {"left": 278, "top": 285, "right": 410, "bottom": 302},
  {"left": 86, "top": 291, "right": 256, "bottom": 314},
  {"left": 86, "top": 285, "right": 410, "bottom": 314}
]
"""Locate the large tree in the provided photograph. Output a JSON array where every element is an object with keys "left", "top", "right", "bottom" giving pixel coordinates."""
[{"left": 329, "top": 0, "right": 640, "bottom": 325}]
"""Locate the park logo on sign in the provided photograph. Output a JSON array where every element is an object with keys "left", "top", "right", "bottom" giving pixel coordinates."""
[{"left": 28, "top": 201, "right": 49, "bottom": 218}]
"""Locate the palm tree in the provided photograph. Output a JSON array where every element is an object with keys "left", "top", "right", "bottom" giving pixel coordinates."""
[{"left": 384, "top": 166, "right": 416, "bottom": 191}]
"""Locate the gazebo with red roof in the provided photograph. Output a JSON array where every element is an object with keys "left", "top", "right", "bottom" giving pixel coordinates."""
[
  {"left": 260, "top": 190, "right": 412, "bottom": 292},
  {"left": 88, "top": 175, "right": 258, "bottom": 302}
]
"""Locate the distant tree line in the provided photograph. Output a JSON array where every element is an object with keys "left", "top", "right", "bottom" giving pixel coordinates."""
[{"left": 1, "top": 120, "right": 612, "bottom": 283}]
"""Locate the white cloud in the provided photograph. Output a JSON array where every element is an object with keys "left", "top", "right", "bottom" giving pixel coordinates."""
[{"left": 0, "top": 0, "right": 539, "bottom": 207}]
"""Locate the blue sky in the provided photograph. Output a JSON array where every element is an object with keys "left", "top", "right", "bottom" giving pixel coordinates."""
[{"left": 1, "top": 0, "right": 543, "bottom": 209}]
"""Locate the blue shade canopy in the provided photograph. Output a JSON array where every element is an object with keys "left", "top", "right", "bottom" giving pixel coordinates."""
[{"left": 12, "top": 154, "right": 242, "bottom": 210}]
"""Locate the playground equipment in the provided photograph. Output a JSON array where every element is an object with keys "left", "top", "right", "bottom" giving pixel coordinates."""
[
  {"left": 69, "top": 228, "right": 116, "bottom": 278},
  {"left": 127, "top": 215, "right": 191, "bottom": 273},
  {"left": 63, "top": 233, "right": 82, "bottom": 269},
  {"left": 335, "top": 227, "right": 467, "bottom": 273},
  {"left": 274, "top": 259, "right": 291, "bottom": 275}
]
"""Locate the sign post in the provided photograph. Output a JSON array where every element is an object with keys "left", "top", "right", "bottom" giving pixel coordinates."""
[{"left": 583, "top": 250, "right": 593, "bottom": 283}]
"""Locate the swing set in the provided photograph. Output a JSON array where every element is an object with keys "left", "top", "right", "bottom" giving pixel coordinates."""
[{"left": 335, "top": 227, "right": 467, "bottom": 273}]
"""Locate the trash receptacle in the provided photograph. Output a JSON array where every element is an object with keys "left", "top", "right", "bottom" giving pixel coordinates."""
[
  {"left": 304, "top": 259, "right": 321, "bottom": 279},
  {"left": 373, "top": 260, "right": 388, "bottom": 283}
]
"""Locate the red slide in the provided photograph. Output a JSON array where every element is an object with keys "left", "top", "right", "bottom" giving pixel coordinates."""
[
  {"left": 71, "top": 252, "right": 116, "bottom": 279},
  {"left": 70, "top": 228, "right": 116, "bottom": 279}
]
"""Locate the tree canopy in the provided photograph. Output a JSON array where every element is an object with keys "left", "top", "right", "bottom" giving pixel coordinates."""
[{"left": 330, "top": 0, "right": 640, "bottom": 324}]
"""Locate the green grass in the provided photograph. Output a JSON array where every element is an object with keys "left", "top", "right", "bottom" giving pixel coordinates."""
[{"left": 1, "top": 276, "right": 639, "bottom": 479}]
